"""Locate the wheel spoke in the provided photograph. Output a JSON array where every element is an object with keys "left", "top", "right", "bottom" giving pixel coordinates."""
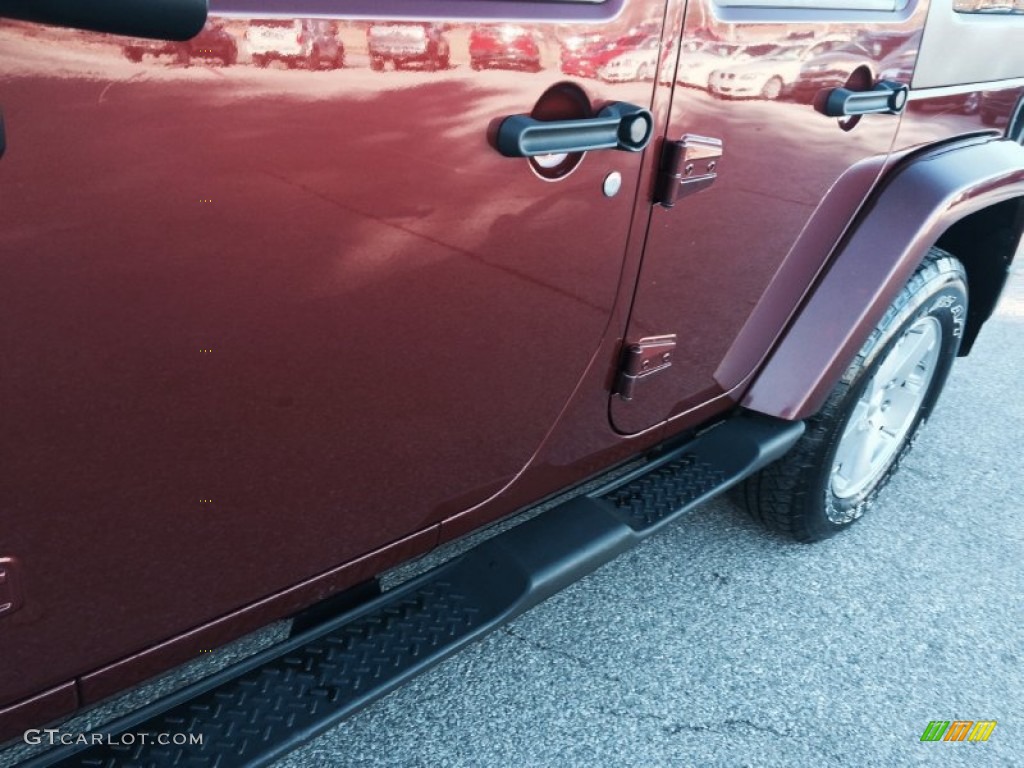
[
  {"left": 848, "top": 424, "right": 879, "bottom": 485},
  {"left": 890, "top": 327, "right": 937, "bottom": 385},
  {"left": 831, "top": 315, "right": 943, "bottom": 500}
]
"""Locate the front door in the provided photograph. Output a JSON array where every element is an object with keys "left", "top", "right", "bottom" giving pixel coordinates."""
[
  {"left": 612, "top": 0, "right": 924, "bottom": 434},
  {"left": 0, "top": 0, "right": 668, "bottom": 708}
]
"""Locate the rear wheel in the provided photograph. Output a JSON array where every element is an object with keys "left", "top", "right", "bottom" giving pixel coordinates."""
[{"left": 743, "top": 248, "right": 967, "bottom": 542}]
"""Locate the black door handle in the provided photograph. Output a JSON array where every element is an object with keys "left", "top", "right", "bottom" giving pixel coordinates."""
[
  {"left": 497, "top": 102, "right": 654, "bottom": 158},
  {"left": 816, "top": 80, "right": 909, "bottom": 118}
]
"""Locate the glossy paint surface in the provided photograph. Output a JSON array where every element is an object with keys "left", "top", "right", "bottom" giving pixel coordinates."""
[
  {"left": 0, "top": 3, "right": 663, "bottom": 709},
  {"left": 1, "top": 0, "right": 1022, "bottom": 734},
  {"left": 743, "top": 136, "right": 1024, "bottom": 419},
  {"left": 612, "top": 0, "right": 928, "bottom": 434}
]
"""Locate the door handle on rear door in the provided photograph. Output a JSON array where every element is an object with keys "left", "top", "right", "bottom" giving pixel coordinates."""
[
  {"left": 496, "top": 102, "right": 654, "bottom": 158},
  {"left": 816, "top": 80, "right": 909, "bottom": 118}
]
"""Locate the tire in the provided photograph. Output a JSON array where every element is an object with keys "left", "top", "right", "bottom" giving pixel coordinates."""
[
  {"left": 370, "top": 56, "right": 384, "bottom": 72},
  {"left": 743, "top": 248, "right": 968, "bottom": 542},
  {"left": 253, "top": 55, "right": 268, "bottom": 69},
  {"left": 761, "top": 76, "right": 783, "bottom": 100}
]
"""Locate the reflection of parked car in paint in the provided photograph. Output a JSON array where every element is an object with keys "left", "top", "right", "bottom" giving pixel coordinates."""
[
  {"left": 709, "top": 38, "right": 845, "bottom": 100},
  {"left": 881, "top": 42, "right": 980, "bottom": 116},
  {"left": 469, "top": 25, "right": 541, "bottom": 72},
  {"left": 598, "top": 36, "right": 660, "bottom": 82},
  {"left": 791, "top": 32, "right": 909, "bottom": 103},
  {"left": 852, "top": 30, "right": 911, "bottom": 63},
  {"left": 245, "top": 19, "right": 345, "bottom": 70},
  {"left": 123, "top": 21, "right": 238, "bottom": 66},
  {"left": 558, "top": 30, "right": 603, "bottom": 70},
  {"left": 368, "top": 23, "right": 450, "bottom": 71},
  {"left": 560, "top": 33, "right": 652, "bottom": 79},
  {"left": 676, "top": 41, "right": 763, "bottom": 89},
  {"left": 790, "top": 42, "right": 876, "bottom": 103}
]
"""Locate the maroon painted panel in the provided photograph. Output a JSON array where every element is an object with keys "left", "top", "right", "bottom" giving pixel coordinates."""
[
  {"left": 0, "top": 3, "right": 666, "bottom": 708},
  {"left": 743, "top": 136, "right": 1024, "bottom": 419},
  {"left": 79, "top": 524, "right": 438, "bottom": 704},
  {"left": 741, "top": 76, "right": 1024, "bottom": 420},
  {"left": 0, "top": 682, "right": 78, "bottom": 745},
  {"left": 611, "top": 0, "right": 927, "bottom": 434}
]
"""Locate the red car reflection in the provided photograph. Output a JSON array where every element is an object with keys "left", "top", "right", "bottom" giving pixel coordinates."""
[
  {"left": 561, "top": 33, "right": 652, "bottom": 79},
  {"left": 469, "top": 25, "right": 541, "bottom": 72}
]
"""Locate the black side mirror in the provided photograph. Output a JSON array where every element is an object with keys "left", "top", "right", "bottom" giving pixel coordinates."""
[{"left": 0, "top": 0, "right": 208, "bottom": 41}]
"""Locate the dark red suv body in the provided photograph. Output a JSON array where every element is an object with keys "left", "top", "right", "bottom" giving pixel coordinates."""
[
  {"left": 1, "top": 0, "right": 1023, "bottom": 761},
  {"left": 122, "top": 21, "right": 237, "bottom": 66}
]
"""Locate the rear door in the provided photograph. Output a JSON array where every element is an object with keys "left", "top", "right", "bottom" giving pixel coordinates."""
[
  {"left": 612, "top": 0, "right": 925, "bottom": 434},
  {"left": 0, "top": 0, "right": 667, "bottom": 707}
]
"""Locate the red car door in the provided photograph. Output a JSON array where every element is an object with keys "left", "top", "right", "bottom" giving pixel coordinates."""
[{"left": 0, "top": 1, "right": 667, "bottom": 710}]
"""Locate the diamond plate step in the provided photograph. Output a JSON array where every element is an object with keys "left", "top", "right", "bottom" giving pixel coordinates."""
[
  {"left": 595, "top": 412, "right": 803, "bottom": 535},
  {"left": 25, "top": 413, "right": 802, "bottom": 768}
]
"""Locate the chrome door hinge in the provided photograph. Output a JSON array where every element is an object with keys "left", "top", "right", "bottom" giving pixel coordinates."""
[
  {"left": 654, "top": 135, "right": 723, "bottom": 208},
  {"left": 615, "top": 335, "right": 677, "bottom": 401}
]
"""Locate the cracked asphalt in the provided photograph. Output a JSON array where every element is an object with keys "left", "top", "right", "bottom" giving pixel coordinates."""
[{"left": 275, "top": 269, "right": 1023, "bottom": 768}]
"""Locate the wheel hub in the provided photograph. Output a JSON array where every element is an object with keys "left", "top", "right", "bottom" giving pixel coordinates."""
[{"left": 829, "top": 315, "right": 942, "bottom": 503}]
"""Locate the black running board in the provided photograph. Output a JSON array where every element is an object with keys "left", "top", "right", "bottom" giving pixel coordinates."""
[{"left": 26, "top": 412, "right": 803, "bottom": 768}]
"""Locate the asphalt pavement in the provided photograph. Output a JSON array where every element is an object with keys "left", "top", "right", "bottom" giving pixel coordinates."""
[{"left": 275, "top": 268, "right": 1023, "bottom": 768}]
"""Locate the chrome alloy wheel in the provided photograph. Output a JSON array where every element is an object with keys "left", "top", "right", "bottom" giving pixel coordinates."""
[{"left": 829, "top": 315, "right": 943, "bottom": 503}]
